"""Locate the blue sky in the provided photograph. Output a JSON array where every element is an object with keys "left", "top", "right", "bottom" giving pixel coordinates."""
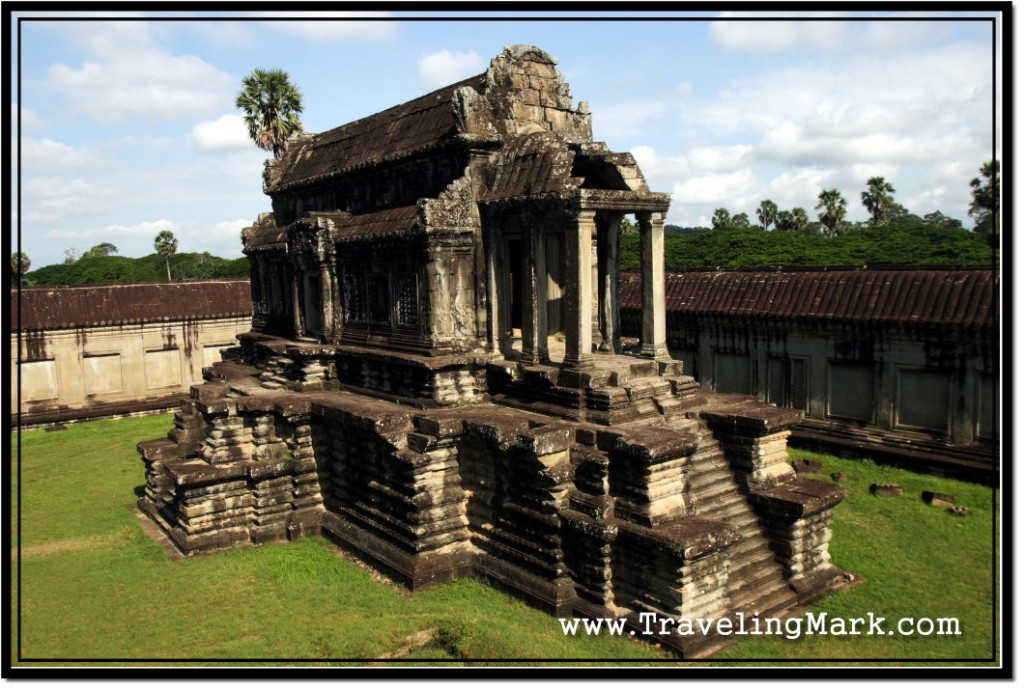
[{"left": 11, "top": 9, "right": 1001, "bottom": 268}]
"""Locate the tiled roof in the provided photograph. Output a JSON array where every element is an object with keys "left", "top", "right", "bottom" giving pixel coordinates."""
[
  {"left": 483, "top": 134, "right": 577, "bottom": 201},
  {"left": 12, "top": 280, "right": 252, "bottom": 331},
  {"left": 620, "top": 268, "right": 997, "bottom": 329},
  {"left": 269, "top": 74, "right": 487, "bottom": 192},
  {"left": 318, "top": 206, "right": 422, "bottom": 243}
]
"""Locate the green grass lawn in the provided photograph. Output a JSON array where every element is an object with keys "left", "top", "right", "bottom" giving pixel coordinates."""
[{"left": 9, "top": 415, "right": 999, "bottom": 667}]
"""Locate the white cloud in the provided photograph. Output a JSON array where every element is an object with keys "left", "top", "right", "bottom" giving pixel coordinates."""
[
  {"left": 710, "top": 17, "right": 847, "bottom": 53},
  {"left": 418, "top": 49, "right": 486, "bottom": 90},
  {"left": 45, "top": 22, "right": 235, "bottom": 125},
  {"left": 254, "top": 12, "right": 398, "bottom": 42},
  {"left": 22, "top": 177, "right": 112, "bottom": 221},
  {"left": 190, "top": 114, "right": 252, "bottom": 153},
  {"left": 14, "top": 104, "right": 47, "bottom": 133},
  {"left": 45, "top": 218, "right": 178, "bottom": 241},
  {"left": 673, "top": 169, "right": 757, "bottom": 207},
  {"left": 20, "top": 137, "right": 95, "bottom": 169}
]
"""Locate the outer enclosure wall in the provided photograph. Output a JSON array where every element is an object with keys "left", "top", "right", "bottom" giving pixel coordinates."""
[
  {"left": 622, "top": 310, "right": 995, "bottom": 468},
  {"left": 12, "top": 315, "right": 252, "bottom": 422}
]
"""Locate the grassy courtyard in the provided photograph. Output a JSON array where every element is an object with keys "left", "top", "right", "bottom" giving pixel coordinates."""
[{"left": 9, "top": 414, "right": 999, "bottom": 667}]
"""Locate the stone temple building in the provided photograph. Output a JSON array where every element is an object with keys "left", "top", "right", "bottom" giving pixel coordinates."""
[{"left": 139, "top": 46, "right": 845, "bottom": 657}]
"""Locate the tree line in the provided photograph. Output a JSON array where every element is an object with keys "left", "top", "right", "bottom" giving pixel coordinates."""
[
  {"left": 708, "top": 162, "right": 999, "bottom": 247},
  {"left": 14, "top": 230, "right": 248, "bottom": 287}
]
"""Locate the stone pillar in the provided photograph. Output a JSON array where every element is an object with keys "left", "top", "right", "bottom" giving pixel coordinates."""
[
  {"left": 319, "top": 259, "right": 334, "bottom": 341},
  {"left": 291, "top": 268, "right": 304, "bottom": 338},
  {"left": 330, "top": 259, "right": 343, "bottom": 343},
  {"left": 485, "top": 227, "right": 502, "bottom": 354},
  {"left": 639, "top": 211, "right": 668, "bottom": 360},
  {"left": 520, "top": 221, "right": 541, "bottom": 365},
  {"left": 564, "top": 209, "right": 595, "bottom": 371},
  {"left": 535, "top": 226, "right": 549, "bottom": 361},
  {"left": 598, "top": 213, "right": 624, "bottom": 353}
]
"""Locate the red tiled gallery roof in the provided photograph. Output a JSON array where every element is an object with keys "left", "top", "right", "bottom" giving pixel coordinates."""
[
  {"left": 12, "top": 279, "right": 253, "bottom": 331},
  {"left": 620, "top": 268, "right": 997, "bottom": 330}
]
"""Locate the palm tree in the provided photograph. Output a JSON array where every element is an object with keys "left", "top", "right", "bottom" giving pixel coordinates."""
[
  {"left": 11, "top": 252, "right": 30, "bottom": 276},
  {"left": 969, "top": 160, "right": 999, "bottom": 244},
  {"left": 236, "top": 68, "right": 304, "bottom": 160},
  {"left": 757, "top": 200, "right": 778, "bottom": 231},
  {"left": 711, "top": 208, "right": 731, "bottom": 230},
  {"left": 791, "top": 207, "right": 809, "bottom": 234},
  {"left": 816, "top": 189, "right": 848, "bottom": 239},
  {"left": 861, "top": 176, "right": 896, "bottom": 226},
  {"left": 154, "top": 230, "right": 178, "bottom": 281}
]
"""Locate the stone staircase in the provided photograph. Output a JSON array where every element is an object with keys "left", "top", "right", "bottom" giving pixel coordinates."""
[{"left": 670, "top": 417, "right": 800, "bottom": 656}]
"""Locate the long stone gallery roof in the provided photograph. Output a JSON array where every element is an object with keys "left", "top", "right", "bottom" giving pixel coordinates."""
[
  {"left": 620, "top": 267, "right": 997, "bottom": 330},
  {"left": 12, "top": 280, "right": 253, "bottom": 331}
]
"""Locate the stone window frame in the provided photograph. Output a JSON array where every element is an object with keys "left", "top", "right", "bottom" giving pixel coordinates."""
[
  {"left": 892, "top": 365, "right": 953, "bottom": 435},
  {"left": 81, "top": 350, "right": 125, "bottom": 396},
  {"left": 18, "top": 357, "right": 61, "bottom": 402},
  {"left": 765, "top": 353, "right": 810, "bottom": 413},
  {"left": 825, "top": 359, "right": 877, "bottom": 424}
]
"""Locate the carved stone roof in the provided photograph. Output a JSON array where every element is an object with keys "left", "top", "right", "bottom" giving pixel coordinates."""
[
  {"left": 243, "top": 212, "right": 288, "bottom": 251},
  {"left": 12, "top": 280, "right": 252, "bottom": 331},
  {"left": 267, "top": 74, "right": 488, "bottom": 193},
  {"left": 620, "top": 267, "right": 997, "bottom": 330},
  {"left": 316, "top": 206, "right": 422, "bottom": 243},
  {"left": 482, "top": 133, "right": 580, "bottom": 201}
]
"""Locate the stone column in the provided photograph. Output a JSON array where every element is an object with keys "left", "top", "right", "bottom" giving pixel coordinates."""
[
  {"left": 598, "top": 213, "right": 624, "bottom": 353},
  {"left": 319, "top": 259, "right": 334, "bottom": 341},
  {"left": 564, "top": 209, "right": 595, "bottom": 371},
  {"left": 330, "top": 258, "right": 343, "bottom": 342},
  {"left": 638, "top": 211, "right": 668, "bottom": 360},
  {"left": 485, "top": 227, "right": 502, "bottom": 354},
  {"left": 535, "top": 225, "right": 549, "bottom": 361},
  {"left": 291, "top": 268, "right": 304, "bottom": 338},
  {"left": 520, "top": 221, "right": 541, "bottom": 365}
]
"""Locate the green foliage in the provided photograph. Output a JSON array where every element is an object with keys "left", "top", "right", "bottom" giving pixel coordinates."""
[
  {"left": 24, "top": 252, "right": 250, "bottom": 286},
  {"left": 969, "top": 160, "right": 999, "bottom": 244},
  {"left": 11, "top": 252, "right": 30, "bottom": 275},
  {"left": 237, "top": 68, "right": 304, "bottom": 160},
  {"left": 816, "top": 188, "right": 849, "bottom": 238},
  {"left": 757, "top": 199, "right": 778, "bottom": 231},
  {"left": 861, "top": 176, "right": 897, "bottom": 226},
  {"left": 619, "top": 222, "right": 992, "bottom": 270},
  {"left": 82, "top": 242, "right": 119, "bottom": 259}
]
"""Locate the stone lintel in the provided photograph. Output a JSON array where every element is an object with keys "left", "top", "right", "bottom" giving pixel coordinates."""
[
  {"left": 615, "top": 517, "right": 740, "bottom": 561},
  {"left": 167, "top": 458, "right": 248, "bottom": 486},
  {"left": 748, "top": 477, "right": 846, "bottom": 520}
]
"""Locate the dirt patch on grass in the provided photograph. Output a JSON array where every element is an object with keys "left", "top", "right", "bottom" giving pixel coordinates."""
[{"left": 14, "top": 533, "right": 128, "bottom": 559}]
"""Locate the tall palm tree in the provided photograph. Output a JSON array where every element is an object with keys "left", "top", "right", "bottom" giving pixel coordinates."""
[
  {"left": 861, "top": 176, "right": 896, "bottom": 226},
  {"left": 757, "top": 199, "right": 778, "bottom": 231},
  {"left": 236, "top": 68, "right": 304, "bottom": 160},
  {"left": 816, "top": 188, "right": 848, "bottom": 238},
  {"left": 154, "top": 230, "right": 178, "bottom": 281},
  {"left": 791, "top": 207, "right": 810, "bottom": 234},
  {"left": 711, "top": 208, "right": 731, "bottom": 230}
]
